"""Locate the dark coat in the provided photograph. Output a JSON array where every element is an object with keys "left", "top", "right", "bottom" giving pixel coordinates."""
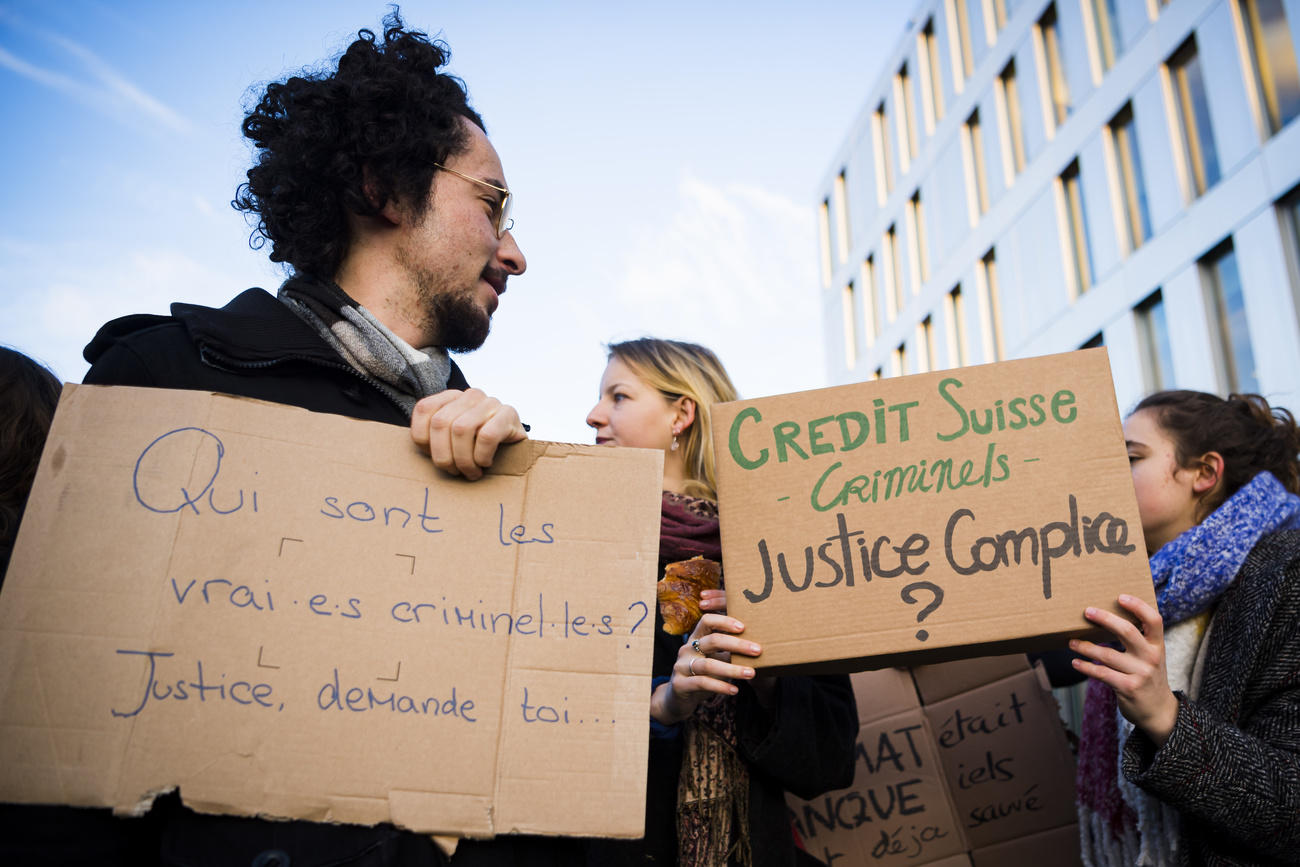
[
  {"left": 1, "top": 288, "right": 579, "bottom": 867},
  {"left": 585, "top": 519, "right": 859, "bottom": 867},
  {"left": 1122, "top": 529, "right": 1300, "bottom": 866},
  {"left": 81, "top": 287, "right": 468, "bottom": 422}
]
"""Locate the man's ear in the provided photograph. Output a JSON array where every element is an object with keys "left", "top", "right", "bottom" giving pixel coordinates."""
[
  {"left": 673, "top": 397, "right": 696, "bottom": 432},
  {"left": 362, "top": 166, "right": 404, "bottom": 226},
  {"left": 1192, "top": 451, "right": 1225, "bottom": 494}
]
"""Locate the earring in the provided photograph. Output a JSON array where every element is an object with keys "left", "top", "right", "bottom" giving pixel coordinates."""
[{"left": 671, "top": 435, "right": 679, "bottom": 452}]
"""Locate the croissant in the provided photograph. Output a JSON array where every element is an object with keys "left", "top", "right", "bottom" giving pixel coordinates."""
[{"left": 656, "top": 555, "right": 722, "bottom": 635}]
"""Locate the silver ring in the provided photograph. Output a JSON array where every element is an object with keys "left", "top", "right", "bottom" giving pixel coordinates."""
[
  {"left": 688, "top": 657, "right": 698, "bottom": 676},
  {"left": 692, "top": 638, "right": 702, "bottom": 654}
]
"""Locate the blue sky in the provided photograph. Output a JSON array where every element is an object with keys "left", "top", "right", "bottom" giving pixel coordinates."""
[{"left": 0, "top": 1, "right": 911, "bottom": 443}]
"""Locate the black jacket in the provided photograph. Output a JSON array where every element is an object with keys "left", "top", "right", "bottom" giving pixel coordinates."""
[
  {"left": 2, "top": 288, "right": 580, "bottom": 867},
  {"left": 82, "top": 287, "right": 468, "bottom": 422},
  {"left": 1123, "top": 529, "right": 1300, "bottom": 865}
]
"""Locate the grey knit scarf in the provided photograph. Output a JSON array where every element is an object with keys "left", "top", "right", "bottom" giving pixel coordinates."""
[{"left": 277, "top": 276, "right": 451, "bottom": 416}]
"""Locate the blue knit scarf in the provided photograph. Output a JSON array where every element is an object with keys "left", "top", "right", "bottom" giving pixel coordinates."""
[{"left": 1151, "top": 470, "right": 1300, "bottom": 626}]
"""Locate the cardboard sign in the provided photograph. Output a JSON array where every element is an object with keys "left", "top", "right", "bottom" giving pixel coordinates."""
[
  {"left": 787, "top": 657, "right": 1080, "bottom": 867},
  {"left": 711, "top": 349, "right": 1154, "bottom": 672},
  {"left": 0, "top": 385, "right": 664, "bottom": 839},
  {"left": 791, "top": 671, "right": 966, "bottom": 867},
  {"left": 923, "top": 668, "right": 1076, "bottom": 848}
]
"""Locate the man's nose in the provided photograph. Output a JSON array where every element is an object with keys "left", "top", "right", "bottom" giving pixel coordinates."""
[{"left": 499, "top": 229, "right": 526, "bottom": 275}]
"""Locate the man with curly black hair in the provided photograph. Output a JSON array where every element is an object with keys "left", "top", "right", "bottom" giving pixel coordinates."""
[
  {"left": 61, "top": 11, "right": 585, "bottom": 867},
  {"left": 84, "top": 11, "right": 527, "bottom": 482}
]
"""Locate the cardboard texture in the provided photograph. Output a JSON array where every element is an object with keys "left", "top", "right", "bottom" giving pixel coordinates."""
[
  {"left": 969, "top": 823, "right": 1081, "bottom": 867},
  {"left": 790, "top": 703, "right": 967, "bottom": 867},
  {"left": 788, "top": 657, "right": 1078, "bottom": 867},
  {"left": 711, "top": 348, "right": 1155, "bottom": 673},
  {"left": 910, "top": 655, "right": 1029, "bottom": 705},
  {"left": 923, "top": 668, "right": 1076, "bottom": 849},
  {"left": 0, "top": 385, "right": 664, "bottom": 839}
]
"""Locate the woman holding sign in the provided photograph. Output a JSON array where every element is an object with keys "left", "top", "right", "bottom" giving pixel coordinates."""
[
  {"left": 1072, "top": 391, "right": 1300, "bottom": 865},
  {"left": 583, "top": 338, "right": 858, "bottom": 867}
]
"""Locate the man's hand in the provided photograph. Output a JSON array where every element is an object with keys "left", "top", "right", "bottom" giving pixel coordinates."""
[{"left": 410, "top": 389, "right": 528, "bottom": 480}]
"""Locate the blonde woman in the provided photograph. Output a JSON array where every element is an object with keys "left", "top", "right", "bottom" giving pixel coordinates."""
[{"left": 584, "top": 338, "right": 857, "bottom": 867}]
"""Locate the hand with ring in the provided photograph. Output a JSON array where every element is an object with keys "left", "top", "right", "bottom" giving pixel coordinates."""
[{"left": 650, "top": 606, "right": 762, "bottom": 726}]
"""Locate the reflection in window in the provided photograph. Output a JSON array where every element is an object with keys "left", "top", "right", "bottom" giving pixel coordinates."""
[
  {"left": 998, "top": 61, "right": 1027, "bottom": 177},
  {"left": 862, "top": 255, "right": 880, "bottom": 342},
  {"left": 948, "top": 0, "right": 975, "bottom": 86},
  {"left": 1038, "top": 4, "right": 1071, "bottom": 128},
  {"left": 1240, "top": 0, "right": 1300, "bottom": 134},
  {"left": 963, "top": 111, "right": 990, "bottom": 222},
  {"left": 842, "top": 281, "right": 858, "bottom": 368},
  {"left": 1136, "top": 289, "right": 1175, "bottom": 389},
  {"left": 908, "top": 191, "right": 930, "bottom": 288},
  {"left": 1202, "top": 242, "right": 1259, "bottom": 392},
  {"left": 884, "top": 225, "right": 904, "bottom": 321},
  {"left": 818, "top": 199, "right": 832, "bottom": 287},
  {"left": 1061, "top": 160, "right": 1095, "bottom": 296},
  {"left": 898, "top": 64, "right": 919, "bottom": 170},
  {"left": 920, "top": 19, "right": 945, "bottom": 132},
  {"left": 833, "top": 170, "right": 851, "bottom": 263},
  {"left": 1090, "top": 0, "right": 1123, "bottom": 73},
  {"left": 873, "top": 103, "right": 894, "bottom": 204},
  {"left": 919, "top": 315, "right": 938, "bottom": 372},
  {"left": 979, "top": 249, "right": 1005, "bottom": 361},
  {"left": 1169, "top": 37, "right": 1221, "bottom": 197},
  {"left": 946, "top": 285, "right": 970, "bottom": 367},
  {"left": 1110, "top": 104, "right": 1152, "bottom": 252}
]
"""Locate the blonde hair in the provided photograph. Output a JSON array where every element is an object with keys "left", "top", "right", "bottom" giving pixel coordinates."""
[{"left": 608, "top": 338, "right": 739, "bottom": 500}]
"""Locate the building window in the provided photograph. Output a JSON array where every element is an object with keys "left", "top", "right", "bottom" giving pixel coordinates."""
[
  {"left": 873, "top": 367, "right": 883, "bottom": 381},
  {"left": 896, "top": 63, "right": 919, "bottom": 171},
  {"left": 1282, "top": 186, "right": 1300, "bottom": 332},
  {"left": 884, "top": 225, "right": 904, "bottom": 321},
  {"left": 1135, "top": 289, "right": 1175, "bottom": 389},
  {"left": 833, "top": 170, "right": 851, "bottom": 263},
  {"left": 842, "top": 281, "right": 858, "bottom": 368},
  {"left": 986, "top": 0, "right": 1008, "bottom": 33},
  {"left": 997, "top": 60, "right": 1027, "bottom": 178},
  {"left": 919, "top": 315, "right": 938, "bottom": 372},
  {"left": 979, "top": 249, "right": 1005, "bottom": 361},
  {"left": 946, "top": 285, "right": 970, "bottom": 367},
  {"left": 948, "top": 0, "right": 975, "bottom": 88},
  {"left": 1109, "top": 104, "right": 1152, "bottom": 253},
  {"left": 1061, "top": 159, "right": 1095, "bottom": 296},
  {"left": 1201, "top": 241, "right": 1259, "bottom": 392},
  {"left": 1239, "top": 0, "right": 1300, "bottom": 134},
  {"left": 862, "top": 255, "right": 880, "bottom": 342},
  {"left": 1089, "top": 0, "right": 1122, "bottom": 75},
  {"left": 1080, "top": 332, "right": 1104, "bottom": 349},
  {"left": 818, "top": 199, "right": 832, "bottom": 288},
  {"left": 920, "top": 19, "right": 945, "bottom": 132},
  {"left": 907, "top": 191, "right": 930, "bottom": 289},
  {"left": 891, "top": 344, "right": 908, "bottom": 377},
  {"left": 1037, "top": 4, "right": 1071, "bottom": 131},
  {"left": 1168, "top": 37, "right": 1221, "bottom": 198},
  {"left": 963, "top": 110, "right": 990, "bottom": 222},
  {"left": 873, "top": 103, "right": 894, "bottom": 204}
]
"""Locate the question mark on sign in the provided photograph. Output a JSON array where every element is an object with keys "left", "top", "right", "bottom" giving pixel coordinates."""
[
  {"left": 900, "top": 582, "right": 944, "bottom": 641},
  {"left": 626, "top": 601, "right": 650, "bottom": 647}
]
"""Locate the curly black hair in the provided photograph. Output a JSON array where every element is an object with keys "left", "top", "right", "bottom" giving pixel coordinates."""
[{"left": 232, "top": 8, "right": 483, "bottom": 279}]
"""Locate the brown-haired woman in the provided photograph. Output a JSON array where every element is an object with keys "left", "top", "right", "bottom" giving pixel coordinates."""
[
  {"left": 584, "top": 338, "right": 858, "bottom": 867},
  {"left": 1071, "top": 390, "right": 1300, "bottom": 865}
]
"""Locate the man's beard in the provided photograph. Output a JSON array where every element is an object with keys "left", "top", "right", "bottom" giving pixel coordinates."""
[
  {"left": 397, "top": 247, "right": 492, "bottom": 352},
  {"left": 423, "top": 283, "right": 491, "bottom": 352}
]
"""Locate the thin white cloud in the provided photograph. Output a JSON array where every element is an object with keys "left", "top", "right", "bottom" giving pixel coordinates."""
[
  {"left": 0, "top": 20, "right": 191, "bottom": 134},
  {"left": 612, "top": 175, "right": 823, "bottom": 399}
]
